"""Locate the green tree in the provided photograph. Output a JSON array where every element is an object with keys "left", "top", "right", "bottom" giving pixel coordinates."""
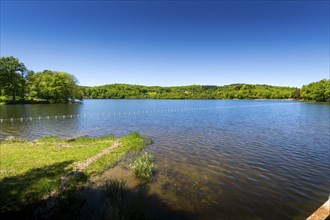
[
  {"left": 301, "top": 79, "right": 330, "bottom": 102},
  {"left": 0, "top": 56, "right": 27, "bottom": 101},
  {"left": 291, "top": 88, "right": 300, "bottom": 99},
  {"left": 31, "top": 70, "right": 81, "bottom": 102}
]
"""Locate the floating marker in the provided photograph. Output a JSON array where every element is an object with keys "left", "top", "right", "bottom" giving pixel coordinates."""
[{"left": 0, "top": 103, "right": 300, "bottom": 123}]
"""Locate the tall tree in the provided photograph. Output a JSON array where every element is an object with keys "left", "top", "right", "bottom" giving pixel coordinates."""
[{"left": 0, "top": 56, "right": 27, "bottom": 101}]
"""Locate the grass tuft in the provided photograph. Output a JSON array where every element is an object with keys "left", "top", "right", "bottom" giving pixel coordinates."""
[
  {"left": 103, "top": 178, "right": 151, "bottom": 220},
  {"left": 104, "top": 179, "right": 127, "bottom": 203}
]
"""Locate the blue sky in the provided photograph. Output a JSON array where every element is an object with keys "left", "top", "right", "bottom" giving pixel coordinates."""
[{"left": 1, "top": 0, "right": 329, "bottom": 87}]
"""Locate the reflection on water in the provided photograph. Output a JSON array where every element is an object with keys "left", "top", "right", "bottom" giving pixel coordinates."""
[{"left": 0, "top": 100, "right": 329, "bottom": 219}]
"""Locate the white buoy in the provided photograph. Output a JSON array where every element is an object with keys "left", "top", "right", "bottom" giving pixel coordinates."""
[
  {"left": 11, "top": 118, "right": 13, "bottom": 121},
  {"left": 0, "top": 119, "right": 3, "bottom": 123},
  {"left": 21, "top": 118, "right": 23, "bottom": 121},
  {"left": 30, "top": 117, "right": 32, "bottom": 121}
]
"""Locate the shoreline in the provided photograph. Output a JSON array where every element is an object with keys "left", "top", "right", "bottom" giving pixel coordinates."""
[
  {"left": 0, "top": 133, "right": 151, "bottom": 218},
  {"left": 1, "top": 98, "right": 329, "bottom": 106}
]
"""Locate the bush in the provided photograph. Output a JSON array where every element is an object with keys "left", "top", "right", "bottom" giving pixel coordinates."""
[{"left": 130, "top": 153, "right": 154, "bottom": 181}]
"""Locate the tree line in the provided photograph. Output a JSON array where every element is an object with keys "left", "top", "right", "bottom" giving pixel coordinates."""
[
  {"left": 81, "top": 81, "right": 329, "bottom": 102},
  {"left": 0, "top": 56, "right": 82, "bottom": 103},
  {"left": 1, "top": 56, "right": 329, "bottom": 103},
  {"left": 81, "top": 84, "right": 297, "bottom": 100}
]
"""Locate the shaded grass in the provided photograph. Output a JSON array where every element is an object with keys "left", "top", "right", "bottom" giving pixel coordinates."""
[
  {"left": 0, "top": 132, "right": 149, "bottom": 215},
  {"left": 103, "top": 178, "right": 151, "bottom": 220}
]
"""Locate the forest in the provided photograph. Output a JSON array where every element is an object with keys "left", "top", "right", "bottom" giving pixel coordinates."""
[
  {"left": 1, "top": 56, "right": 329, "bottom": 103},
  {"left": 81, "top": 83, "right": 302, "bottom": 100},
  {"left": 81, "top": 81, "right": 330, "bottom": 101}
]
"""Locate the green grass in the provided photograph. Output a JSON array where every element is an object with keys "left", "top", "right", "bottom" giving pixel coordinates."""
[
  {"left": 130, "top": 152, "right": 155, "bottom": 181},
  {"left": 84, "top": 132, "right": 148, "bottom": 175},
  {"left": 0, "top": 132, "right": 148, "bottom": 213}
]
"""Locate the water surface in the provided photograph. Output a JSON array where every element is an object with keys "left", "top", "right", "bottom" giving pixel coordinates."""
[{"left": 0, "top": 100, "right": 329, "bottom": 219}]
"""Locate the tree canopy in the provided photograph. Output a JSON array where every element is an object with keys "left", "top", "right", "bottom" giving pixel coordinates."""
[
  {"left": 0, "top": 57, "right": 82, "bottom": 103},
  {"left": 0, "top": 56, "right": 27, "bottom": 101},
  {"left": 300, "top": 79, "right": 330, "bottom": 102},
  {"left": 27, "top": 70, "right": 82, "bottom": 102}
]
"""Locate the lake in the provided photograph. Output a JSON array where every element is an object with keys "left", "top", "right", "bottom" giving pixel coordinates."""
[{"left": 0, "top": 100, "right": 329, "bottom": 219}]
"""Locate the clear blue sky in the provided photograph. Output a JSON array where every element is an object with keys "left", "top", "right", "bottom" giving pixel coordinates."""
[{"left": 1, "top": 0, "right": 329, "bottom": 87}]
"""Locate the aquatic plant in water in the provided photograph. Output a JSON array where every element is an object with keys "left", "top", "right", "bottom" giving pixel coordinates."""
[{"left": 130, "top": 152, "right": 154, "bottom": 181}]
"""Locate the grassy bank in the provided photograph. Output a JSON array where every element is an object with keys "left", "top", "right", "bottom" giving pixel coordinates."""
[{"left": 0, "top": 133, "right": 150, "bottom": 216}]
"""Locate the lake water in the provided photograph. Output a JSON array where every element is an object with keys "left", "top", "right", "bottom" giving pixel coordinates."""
[{"left": 0, "top": 100, "right": 329, "bottom": 219}]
